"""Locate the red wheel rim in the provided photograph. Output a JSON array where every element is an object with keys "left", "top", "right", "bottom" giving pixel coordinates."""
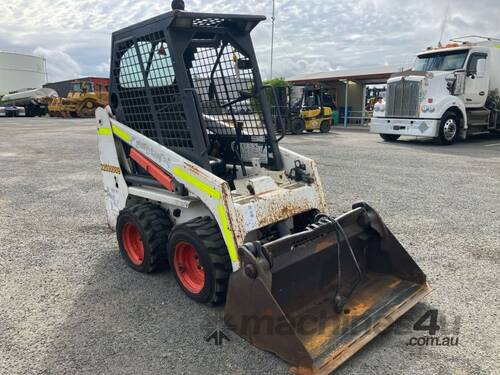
[
  {"left": 122, "top": 222, "right": 145, "bottom": 266},
  {"left": 173, "top": 241, "right": 205, "bottom": 294}
]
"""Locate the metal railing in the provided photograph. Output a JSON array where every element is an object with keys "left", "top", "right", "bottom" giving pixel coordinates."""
[{"left": 336, "top": 110, "right": 373, "bottom": 127}]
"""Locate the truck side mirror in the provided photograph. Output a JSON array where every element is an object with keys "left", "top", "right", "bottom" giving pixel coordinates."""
[{"left": 476, "top": 59, "right": 487, "bottom": 78}]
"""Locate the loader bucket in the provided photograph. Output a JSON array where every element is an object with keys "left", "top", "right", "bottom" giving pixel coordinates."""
[{"left": 225, "top": 202, "right": 430, "bottom": 374}]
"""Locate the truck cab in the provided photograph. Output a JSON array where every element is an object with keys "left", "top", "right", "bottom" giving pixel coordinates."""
[{"left": 371, "top": 37, "right": 500, "bottom": 145}]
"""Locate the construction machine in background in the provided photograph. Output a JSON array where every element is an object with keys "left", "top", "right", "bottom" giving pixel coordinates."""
[
  {"left": 49, "top": 80, "right": 108, "bottom": 118},
  {"left": 96, "top": 2, "right": 430, "bottom": 374},
  {"left": 0, "top": 88, "right": 58, "bottom": 117},
  {"left": 274, "top": 84, "right": 334, "bottom": 135},
  {"left": 291, "top": 84, "right": 334, "bottom": 134}
]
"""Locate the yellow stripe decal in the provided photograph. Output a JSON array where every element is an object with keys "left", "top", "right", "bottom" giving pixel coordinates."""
[
  {"left": 218, "top": 204, "right": 238, "bottom": 263},
  {"left": 496, "top": 45, "right": 500, "bottom": 49},
  {"left": 173, "top": 167, "right": 221, "bottom": 200},
  {"left": 97, "top": 128, "right": 112, "bottom": 136},
  {"left": 172, "top": 167, "right": 237, "bottom": 262},
  {"left": 112, "top": 124, "right": 131, "bottom": 142}
]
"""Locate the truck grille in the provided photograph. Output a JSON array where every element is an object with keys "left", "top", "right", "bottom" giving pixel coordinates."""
[{"left": 386, "top": 79, "right": 420, "bottom": 118}]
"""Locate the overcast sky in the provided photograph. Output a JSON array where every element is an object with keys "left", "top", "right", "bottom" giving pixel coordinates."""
[{"left": 1, "top": 0, "right": 499, "bottom": 82}]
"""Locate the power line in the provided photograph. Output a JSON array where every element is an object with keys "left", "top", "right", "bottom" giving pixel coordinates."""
[{"left": 270, "top": 0, "right": 276, "bottom": 79}]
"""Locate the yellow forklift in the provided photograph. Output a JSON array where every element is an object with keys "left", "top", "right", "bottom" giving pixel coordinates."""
[{"left": 288, "top": 84, "right": 333, "bottom": 135}]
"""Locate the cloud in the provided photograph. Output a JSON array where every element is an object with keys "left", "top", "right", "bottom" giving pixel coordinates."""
[
  {"left": 33, "top": 47, "right": 82, "bottom": 82},
  {"left": 1, "top": 0, "right": 499, "bottom": 82},
  {"left": 96, "top": 61, "right": 110, "bottom": 74}
]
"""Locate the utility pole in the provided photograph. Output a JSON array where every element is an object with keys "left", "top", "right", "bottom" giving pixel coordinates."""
[{"left": 270, "top": 0, "right": 276, "bottom": 79}]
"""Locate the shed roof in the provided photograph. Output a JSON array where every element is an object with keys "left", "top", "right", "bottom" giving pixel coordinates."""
[{"left": 288, "top": 65, "right": 408, "bottom": 84}]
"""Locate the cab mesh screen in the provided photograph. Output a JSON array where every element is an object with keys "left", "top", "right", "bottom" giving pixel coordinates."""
[
  {"left": 187, "top": 41, "right": 269, "bottom": 139},
  {"left": 114, "top": 31, "right": 193, "bottom": 149}
]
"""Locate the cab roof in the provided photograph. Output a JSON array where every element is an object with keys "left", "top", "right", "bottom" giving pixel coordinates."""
[{"left": 112, "top": 10, "right": 266, "bottom": 38}]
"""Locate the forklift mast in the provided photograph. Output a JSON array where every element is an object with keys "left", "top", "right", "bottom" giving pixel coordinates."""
[{"left": 108, "top": 10, "right": 284, "bottom": 173}]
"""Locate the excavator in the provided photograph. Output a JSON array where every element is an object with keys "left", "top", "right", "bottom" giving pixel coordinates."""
[
  {"left": 49, "top": 80, "right": 108, "bottom": 118},
  {"left": 96, "top": 2, "right": 430, "bottom": 373}
]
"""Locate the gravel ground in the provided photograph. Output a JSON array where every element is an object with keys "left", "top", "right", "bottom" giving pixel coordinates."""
[{"left": 0, "top": 118, "right": 499, "bottom": 375}]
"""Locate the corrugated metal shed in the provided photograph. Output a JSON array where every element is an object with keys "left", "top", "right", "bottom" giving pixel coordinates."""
[
  {"left": 288, "top": 65, "right": 407, "bottom": 84},
  {"left": 288, "top": 65, "right": 409, "bottom": 128}
]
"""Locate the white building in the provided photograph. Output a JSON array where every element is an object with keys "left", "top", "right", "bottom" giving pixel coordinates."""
[{"left": 0, "top": 52, "right": 47, "bottom": 95}]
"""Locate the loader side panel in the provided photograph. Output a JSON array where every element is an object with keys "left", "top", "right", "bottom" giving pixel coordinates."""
[{"left": 96, "top": 108, "right": 129, "bottom": 229}]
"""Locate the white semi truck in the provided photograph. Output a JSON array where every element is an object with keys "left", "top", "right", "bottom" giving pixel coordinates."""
[{"left": 371, "top": 36, "right": 500, "bottom": 145}]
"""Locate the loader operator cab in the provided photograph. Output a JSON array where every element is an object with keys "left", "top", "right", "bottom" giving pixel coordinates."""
[{"left": 109, "top": 10, "right": 283, "bottom": 182}]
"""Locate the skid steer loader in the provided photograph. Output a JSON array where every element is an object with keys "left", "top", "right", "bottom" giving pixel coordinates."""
[{"left": 96, "top": 2, "right": 430, "bottom": 373}]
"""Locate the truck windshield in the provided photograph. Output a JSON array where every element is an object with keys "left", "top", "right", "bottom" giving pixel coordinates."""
[{"left": 413, "top": 50, "right": 468, "bottom": 72}]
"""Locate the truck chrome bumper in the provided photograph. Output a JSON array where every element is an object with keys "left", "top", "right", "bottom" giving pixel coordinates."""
[
  {"left": 0, "top": 107, "right": 26, "bottom": 117},
  {"left": 370, "top": 117, "right": 439, "bottom": 138}
]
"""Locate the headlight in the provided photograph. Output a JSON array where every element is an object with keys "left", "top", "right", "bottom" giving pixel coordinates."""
[
  {"left": 421, "top": 105, "right": 429, "bottom": 112},
  {"left": 429, "top": 105, "right": 435, "bottom": 113}
]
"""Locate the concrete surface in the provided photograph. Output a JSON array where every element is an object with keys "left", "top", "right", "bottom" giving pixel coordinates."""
[{"left": 0, "top": 118, "right": 499, "bottom": 375}]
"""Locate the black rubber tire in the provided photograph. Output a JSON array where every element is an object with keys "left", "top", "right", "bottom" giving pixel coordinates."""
[
  {"left": 116, "top": 203, "right": 171, "bottom": 273},
  {"left": 438, "top": 112, "right": 459, "bottom": 145},
  {"left": 380, "top": 134, "right": 401, "bottom": 142},
  {"left": 320, "top": 120, "right": 332, "bottom": 133},
  {"left": 291, "top": 118, "right": 305, "bottom": 135},
  {"left": 168, "top": 217, "right": 231, "bottom": 305}
]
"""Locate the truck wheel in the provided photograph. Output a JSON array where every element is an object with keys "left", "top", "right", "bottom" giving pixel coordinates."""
[
  {"left": 380, "top": 134, "right": 400, "bottom": 142},
  {"left": 291, "top": 118, "right": 305, "bottom": 135},
  {"left": 117, "top": 204, "right": 171, "bottom": 273},
  {"left": 320, "top": 120, "right": 331, "bottom": 133},
  {"left": 168, "top": 217, "right": 231, "bottom": 305},
  {"left": 438, "top": 112, "right": 459, "bottom": 145}
]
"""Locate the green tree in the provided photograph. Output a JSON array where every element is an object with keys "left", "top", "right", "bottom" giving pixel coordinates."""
[{"left": 264, "top": 77, "right": 290, "bottom": 88}]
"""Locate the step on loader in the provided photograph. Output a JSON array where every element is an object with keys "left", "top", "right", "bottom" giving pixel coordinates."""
[{"left": 96, "top": 2, "right": 431, "bottom": 373}]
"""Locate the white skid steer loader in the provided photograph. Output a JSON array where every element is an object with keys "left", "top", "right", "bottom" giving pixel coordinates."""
[{"left": 96, "top": 2, "right": 431, "bottom": 373}]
